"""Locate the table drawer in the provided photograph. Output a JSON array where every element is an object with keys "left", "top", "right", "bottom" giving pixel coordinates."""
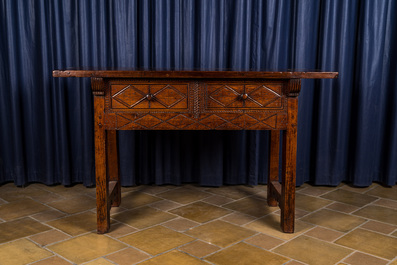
[
  {"left": 108, "top": 80, "right": 189, "bottom": 110},
  {"left": 204, "top": 80, "right": 285, "bottom": 110}
]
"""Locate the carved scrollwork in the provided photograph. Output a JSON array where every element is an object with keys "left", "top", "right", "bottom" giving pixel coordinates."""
[
  {"left": 91, "top": 77, "right": 105, "bottom": 96},
  {"left": 287, "top": 79, "right": 301, "bottom": 97}
]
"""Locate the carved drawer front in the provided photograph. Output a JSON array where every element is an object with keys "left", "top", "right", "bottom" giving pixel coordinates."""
[
  {"left": 205, "top": 81, "right": 285, "bottom": 110},
  {"left": 109, "top": 80, "right": 188, "bottom": 110}
]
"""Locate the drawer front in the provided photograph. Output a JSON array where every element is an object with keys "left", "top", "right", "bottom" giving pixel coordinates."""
[
  {"left": 108, "top": 80, "right": 189, "bottom": 110},
  {"left": 103, "top": 79, "right": 288, "bottom": 130},
  {"left": 205, "top": 80, "right": 285, "bottom": 110}
]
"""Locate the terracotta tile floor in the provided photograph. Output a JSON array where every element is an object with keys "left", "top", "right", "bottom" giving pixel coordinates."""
[{"left": 0, "top": 182, "right": 396, "bottom": 265}]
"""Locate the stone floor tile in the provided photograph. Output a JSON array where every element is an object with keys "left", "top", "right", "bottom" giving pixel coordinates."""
[
  {"left": 149, "top": 199, "right": 182, "bottom": 211},
  {"left": 335, "top": 228, "right": 397, "bottom": 260},
  {"left": 179, "top": 240, "right": 221, "bottom": 258},
  {"left": 170, "top": 201, "right": 231, "bottom": 223},
  {"left": 0, "top": 238, "right": 53, "bottom": 265},
  {"left": 137, "top": 185, "right": 178, "bottom": 195},
  {"left": 140, "top": 250, "right": 208, "bottom": 265},
  {"left": 207, "top": 242, "right": 289, "bottom": 265},
  {"left": 0, "top": 217, "right": 51, "bottom": 244},
  {"left": 31, "top": 209, "right": 67, "bottom": 222},
  {"left": 245, "top": 214, "right": 313, "bottom": 240},
  {"left": 0, "top": 198, "right": 50, "bottom": 220},
  {"left": 244, "top": 233, "right": 285, "bottom": 250},
  {"left": 301, "top": 209, "right": 366, "bottom": 232},
  {"left": 274, "top": 235, "right": 352, "bottom": 265},
  {"left": 119, "top": 225, "right": 194, "bottom": 255},
  {"left": 157, "top": 187, "right": 211, "bottom": 204},
  {"left": 343, "top": 252, "right": 389, "bottom": 265},
  {"left": 353, "top": 205, "right": 397, "bottom": 225},
  {"left": 106, "top": 222, "right": 137, "bottom": 238},
  {"left": 186, "top": 220, "right": 255, "bottom": 248},
  {"left": 202, "top": 194, "right": 234, "bottom": 205},
  {"left": 31, "top": 256, "right": 72, "bottom": 265},
  {"left": 46, "top": 211, "right": 98, "bottom": 236},
  {"left": 221, "top": 212, "right": 257, "bottom": 226},
  {"left": 47, "top": 195, "right": 96, "bottom": 214},
  {"left": 373, "top": 198, "right": 397, "bottom": 209},
  {"left": 37, "top": 184, "right": 96, "bottom": 198},
  {"left": 29, "top": 229, "right": 71, "bottom": 246},
  {"left": 365, "top": 186, "right": 397, "bottom": 200},
  {"left": 106, "top": 248, "right": 150, "bottom": 265},
  {"left": 295, "top": 193, "right": 333, "bottom": 212},
  {"left": 294, "top": 208, "right": 310, "bottom": 218},
  {"left": 297, "top": 185, "right": 336, "bottom": 196},
  {"left": 223, "top": 197, "right": 277, "bottom": 217},
  {"left": 204, "top": 185, "right": 261, "bottom": 200},
  {"left": 304, "top": 226, "right": 344, "bottom": 242},
  {"left": 163, "top": 218, "right": 200, "bottom": 232},
  {"left": 321, "top": 189, "right": 378, "bottom": 207},
  {"left": 84, "top": 258, "right": 115, "bottom": 265},
  {"left": 47, "top": 233, "right": 126, "bottom": 264},
  {"left": 341, "top": 184, "right": 377, "bottom": 194},
  {"left": 120, "top": 192, "right": 162, "bottom": 209},
  {"left": 286, "top": 261, "right": 307, "bottom": 265},
  {"left": 326, "top": 202, "right": 360, "bottom": 213},
  {"left": 112, "top": 206, "right": 177, "bottom": 229},
  {"left": 0, "top": 185, "right": 59, "bottom": 203},
  {"left": 110, "top": 206, "right": 128, "bottom": 215},
  {"left": 360, "top": 220, "right": 396, "bottom": 234},
  {"left": 389, "top": 259, "right": 397, "bottom": 265}
]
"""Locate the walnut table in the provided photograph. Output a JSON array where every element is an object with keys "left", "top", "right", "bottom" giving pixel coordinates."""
[{"left": 53, "top": 70, "right": 338, "bottom": 233}]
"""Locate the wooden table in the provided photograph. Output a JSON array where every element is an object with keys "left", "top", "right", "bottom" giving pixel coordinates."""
[{"left": 53, "top": 70, "right": 338, "bottom": 233}]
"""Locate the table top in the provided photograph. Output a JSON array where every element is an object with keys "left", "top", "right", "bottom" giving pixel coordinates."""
[{"left": 53, "top": 69, "right": 338, "bottom": 79}]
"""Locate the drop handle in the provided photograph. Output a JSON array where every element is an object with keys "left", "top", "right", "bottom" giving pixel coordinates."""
[
  {"left": 239, "top": 93, "right": 249, "bottom": 100},
  {"left": 146, "top": 94, "right": 154, "bottom": 101}
]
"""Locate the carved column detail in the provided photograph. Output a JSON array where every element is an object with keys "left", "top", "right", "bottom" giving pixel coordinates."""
[
  {"left": 287, "top": 79, "right": 301, "bottom": 97},
  {"left": 91, "top": 77, "right": 105, "bottom": 96},
  {"left": 193, "top": 81, "right": 200, "bottom": 118}
]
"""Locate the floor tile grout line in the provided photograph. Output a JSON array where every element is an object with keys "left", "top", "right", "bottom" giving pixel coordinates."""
[
  {"left": 332, "top": 225, "right": 395, "bottom": 262},
  {"left": 26, "top": 236, "right": 78, "bottom": 265},
  {"left": 341, "top": 250, "right": 392, "bottom": 264},
  {"left": 1, "top": 183, "right": 395, "bottom": 265},
  {"left": 369, "top": 197, "right": 397, "bottom": 210}
]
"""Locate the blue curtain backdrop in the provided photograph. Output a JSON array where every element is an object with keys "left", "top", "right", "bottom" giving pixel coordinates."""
[{"left": 0, "top": 0, "right": 396, "bottom": 187}]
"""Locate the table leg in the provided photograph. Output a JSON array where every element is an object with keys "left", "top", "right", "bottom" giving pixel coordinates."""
[
  {"left": 94, "top": 95, "right": 110, "bottom": 234},
  {"left": 280, "top": 97, "right": 298, "bottom": 233},
  {"left": 267, "top": 131, "right": 280, "bottom": 207},
  {"left": 107, "top": 130, "right": 121, "bottom": 207}
]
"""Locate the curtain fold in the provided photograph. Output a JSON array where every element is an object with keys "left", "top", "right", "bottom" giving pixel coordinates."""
[{"left": 0, "top": 0, "right": 396, "bottom": 187}]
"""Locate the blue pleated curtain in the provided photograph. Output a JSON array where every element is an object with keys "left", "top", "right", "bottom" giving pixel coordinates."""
[{"left": 0, "top": 0, "right": 396, "bottom": 187}]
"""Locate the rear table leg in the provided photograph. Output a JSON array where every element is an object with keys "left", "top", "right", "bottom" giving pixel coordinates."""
[
  {"left": 267, "top": 130, "right": 280, "bottom": 207},
  {"left": 107, "top": 130, "right": 121, "bottom": 207}
]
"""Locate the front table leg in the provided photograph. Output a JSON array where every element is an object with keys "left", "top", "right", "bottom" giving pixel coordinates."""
[
  {"left": 93, "top": 77, "right": 110, "bottom": 234},
  {"left": 280, "top": 97, "right": 298, "bottom": 233}
]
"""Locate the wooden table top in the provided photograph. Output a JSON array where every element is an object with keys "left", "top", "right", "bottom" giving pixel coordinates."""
[{"left": 53, "top": 69, "right": 338, "bottom": 79}]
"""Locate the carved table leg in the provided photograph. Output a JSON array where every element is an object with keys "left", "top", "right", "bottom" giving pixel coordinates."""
[
  {"left": 107, "top": 130, "right": 121, "bottom": 207},
  {"left": 280, "top": 97, "right": 298, "bottom": 233},
  {"left": 93, "top": 78, "right": 110, "bottom": 234},
  {"left": 267, "top": 130, "right": 280, "bottom": 207}
]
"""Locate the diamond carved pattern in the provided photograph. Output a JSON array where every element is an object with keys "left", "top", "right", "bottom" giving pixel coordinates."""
[
  {"left": 209, "top": 85, "right": 243, "bottom": 107},
  {"left": 104, "top": 80, "right": 288, "bottom": 131},
  {"left": 207, "top": 83, "right": 283, "bottom": 109},
  {"left": 152, "top": 84, "right": 186, "bottom": 108},
  {"left": 111, "top": 84, "right": 187, "bottom": 109},
  {"left": 104, "top": 112, "right": 286, "bottom": 131}
]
